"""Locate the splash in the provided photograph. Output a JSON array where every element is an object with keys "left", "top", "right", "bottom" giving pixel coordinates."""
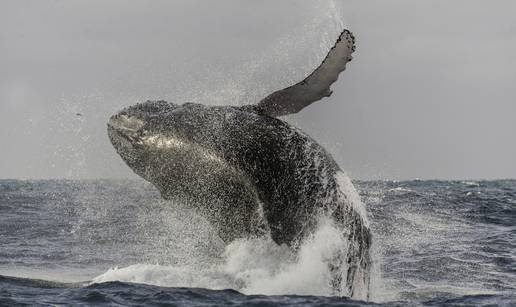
[
  {"left": 89, "top": 168, "right": 372, "bottom": 300},
  {"left": 92, "top": 217, "right": 358, "bottom": 297}
]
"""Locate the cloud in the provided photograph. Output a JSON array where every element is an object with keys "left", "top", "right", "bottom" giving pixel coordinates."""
[{"left": 1, "top": 0, "right": 515, "bottom": 179}]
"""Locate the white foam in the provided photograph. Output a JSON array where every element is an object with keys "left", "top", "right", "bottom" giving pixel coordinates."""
[
  {"left": 235, "top": 220, "right": 347, "bottom": 296},
  {"left": 92, "top": 218, "right": 353, "bottom": 297}
]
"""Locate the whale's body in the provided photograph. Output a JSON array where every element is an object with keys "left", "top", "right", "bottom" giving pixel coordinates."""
[{"left": 108, "top": 30, "right": 372, "bottom": 299}]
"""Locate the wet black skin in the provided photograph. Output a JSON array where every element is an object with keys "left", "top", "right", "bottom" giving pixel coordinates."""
[{"left": 108, "top": 100, "right": 371, "bottom": 297}]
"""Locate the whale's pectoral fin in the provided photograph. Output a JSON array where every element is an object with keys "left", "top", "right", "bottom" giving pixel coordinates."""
[{"left": 248, "top": 30, "right": 355, "bottom": 117}]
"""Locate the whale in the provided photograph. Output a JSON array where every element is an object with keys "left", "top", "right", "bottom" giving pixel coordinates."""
[{"left": 107, "top": 30, "right": 371, "bottom": 299}]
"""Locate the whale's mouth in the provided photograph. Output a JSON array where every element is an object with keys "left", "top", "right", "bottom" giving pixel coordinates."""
[
  {"left": 108, "top": 114, "right": 145, "bottom": 135},
  {"left": 108, "top": 114, "right": 145, "bottom": 141},
  {"left": 107, "top": 114, "right": 146, "bottom": 156},
  {"left": 107, "top": 101, "right": 180, "bottom": 146}
]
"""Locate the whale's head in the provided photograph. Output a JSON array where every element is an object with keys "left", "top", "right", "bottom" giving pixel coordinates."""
[
  {"left": 107, "top": 100, "right": 201, "bottom": 178},
  {"left": 107, "top": 100, "right": 239, "bottom": 196},
  {"left": 108, "top": 101, "right": 175, "bottom": 171}
]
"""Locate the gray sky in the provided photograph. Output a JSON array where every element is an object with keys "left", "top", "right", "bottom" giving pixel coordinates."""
[{"left": 1, "top": 0, "right": 515, "bottom": 180}]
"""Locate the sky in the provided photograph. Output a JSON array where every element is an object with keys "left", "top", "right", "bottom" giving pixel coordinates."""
[{"left": 1, "top": 0, "right": 515, "bottom": 180}]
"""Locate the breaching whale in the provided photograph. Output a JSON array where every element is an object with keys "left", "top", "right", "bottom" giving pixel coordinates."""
[{"left": 108, "top": 30, "right": 371, "bottom": 299}]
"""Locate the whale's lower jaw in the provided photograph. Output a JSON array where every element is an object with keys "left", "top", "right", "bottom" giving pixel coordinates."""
[
  {"left": 137, "top": 155, "right": 268, "bottom": 244},
  {"left": 155, "top": 176, "right": 268, "bottom": 244}
]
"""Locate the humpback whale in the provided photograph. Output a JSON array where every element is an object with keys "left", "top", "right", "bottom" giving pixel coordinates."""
[{"left": 108, "top": 30, "right": 371, "bottom": 299}]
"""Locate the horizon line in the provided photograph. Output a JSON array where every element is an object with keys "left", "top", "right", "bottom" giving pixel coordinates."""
[{"left": 1, "top": 177, "right": 514, "bottom": 182}]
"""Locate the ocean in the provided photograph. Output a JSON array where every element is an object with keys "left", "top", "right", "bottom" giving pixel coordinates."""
[{"left": 0, "top": 179, "right": 514, "bottom": 306}]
